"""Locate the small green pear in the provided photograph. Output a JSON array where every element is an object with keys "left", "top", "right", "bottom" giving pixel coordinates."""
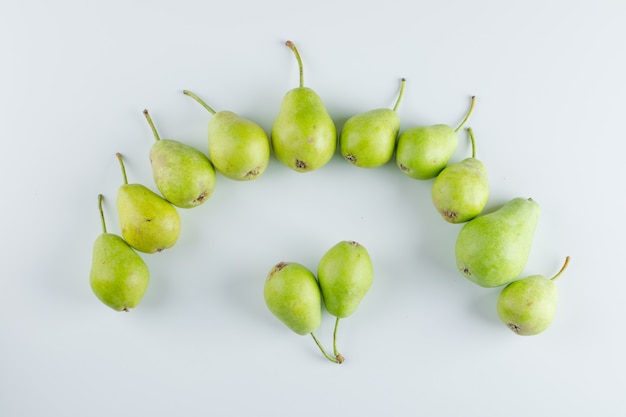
[
  {"left": 271, "top": 40, "right": 337, "bottom": 172},
  {"left": 455, "top": 197, "right": 540, "bottom": 287},
  {"left": 340, "top": 78, "right": 406, "bottom": 168},
  {"left": 183, "top": 90, "right": 270, "bottom": 181},
  {"left": 264, "top": 261, "right": 322, "bottom": 335},
  {"left": 143, "top": 109, "right": 216, "bottom": 208},
  {"left": 396, "top": 96, "right": 476, "bottom": 180},
  {"left": 90, "top": 194, "right": 150, "bottom": 311},
  {"left": 115, "top": 153, "right": 181, "bottom": 254},
  {"left": 431, "top": 127, "right": 489, "bottom": 223},
  {"left": 497, "top": 256, "right": 570, "bottom": 335},
  {"left": 317, "top": 240, "right": 373, "bottom": 318}
]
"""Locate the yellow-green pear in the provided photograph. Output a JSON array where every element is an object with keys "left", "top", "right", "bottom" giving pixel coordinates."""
[
  {"left": 497, "top": 257, "right": 570, "bottom": 335},
  {"left": 90, "top": 194, "right": 150, "bottom": 311},
  {"left": 396, "top": 96, "right": 476, "bottom": 179},
  {"left": 340, "top": 78, "right": 406, "bottom": 168},
  {"left": 271, "top": 40, "right": 337, "bottom": 172},
  {"left": 183, "top": 90, "right": 270, "bottom": 181},
  {"left": 455, "top": 197, "right": 540, "bottom": 287},
  {"left": 115, "top": 153, "right": 181, "bottom": 254},
  {"left": 143, "top": 109, "right": 216, "bottom": 208}
]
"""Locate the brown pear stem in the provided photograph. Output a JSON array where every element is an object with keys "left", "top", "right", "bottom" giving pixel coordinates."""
[
  {"left": 466, "top": 127, "right": 477, "bottom": 158},
  {"left": 454, "top": 95, "right": 476, "bottom": 132},
  {"left": 332, "top": 317, "right": 345, "bottom": 363},
  {"left": 551, "top": 256, "right": 571, "bottom": 281},
  {"left": 310, "top": 332, "right": 341, "bottom": 364},
  {"left": 98, "top": 194, "right": 107, "bottom": 233},
  {"left": 116, "top": 153, "right": 128, "bottom": 185},
  {"left": 392, "top": 78, "right": 407, "bottom": 112},
  {"left": 285, "top": 40, "right": 304, "bottom": 88},
  {"left": 183, "top": 90, "right": 217, "bottom": 115},
  {"left": 143, "top": 109, "right": 161, "bottom": 141}
]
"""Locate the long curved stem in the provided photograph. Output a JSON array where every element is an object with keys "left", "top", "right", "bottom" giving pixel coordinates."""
[
  {"left": 143, "top": 109, "right": 161, "bottom": 141},
  {"left": 183, "top": 90, "right": 217, "bottom": 115},
  {"left": 333, "top": 317, "right": 345, "bottom": 363},
  {"left": 551, "top": 256, "right": 571, "bottom": 281},
  {"left": 454, "top": 95, "right": 476, "bottom": 132},
  {"left": 98, "top": 194, "right": 107, "bottom": 233},
  {"left": 466, "top": 127, "right": 477, "bottom": 159},
  {"left": 116, "top": 153, "right": 128, "bottom": 185},
  {"left": 310, "top": 332, "right": 341, "bottom": 364},
  {"left": 392, "top": 78, "right": 407, "bottom": 112},
  {"left": 285, "top": 40, "right": 304, "bottom": 88}
]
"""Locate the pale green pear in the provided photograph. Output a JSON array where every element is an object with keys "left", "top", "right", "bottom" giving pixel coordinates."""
[
  {"left": 340, "top": 78, "right": 406, "bottom": 168},
  {"left": 90, "top": 194, "right": 150, "bottom": 311},
  {"left": 396, "top": 96, "right": 476, "bottom": 179},
  {"left": 317, "top": 240, "right": 373, "bottom": 318},
  {"left": 497, "top": 257, "right": 570, "bottom": 335},
  {"left": 143, "top": 109, "right": 216, "bottom": 208},
  {"left": 431, "top": 127, "right": 488, "bottom": 223},
  {"left": 455, "top": 197, "right": 540, "bottom": 287},
  {"left": 264, "top": 261, "right": 321, "bottom": 335},
  {"left": 271, "top": 40, "right": 336, "bottom": 172},
  {"left": 183, "top": 90, "right": 270, "bottom": 181},
  {"left": 115, "top": 153, "right": 181, "bottom": 254}
]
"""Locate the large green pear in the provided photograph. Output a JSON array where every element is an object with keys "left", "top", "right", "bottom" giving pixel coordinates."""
[
  {"left": 317, "top": 240, "right": 373, "bottom": 318},
  {"left": 340, "top": 78, "right": 406, "bottom": 168},
  {"left": 143, "top": 109, "right": 216, "bottom": 208},
  {"left": 431, "top": 127, "right": 488, "bottom": 223},
  {"left": 271, "top": 40, "right": 336, "bottom": 172},
  {"left": 497, "top": 257, "right": 570, "bottom": 335},
  {"left": 455, "top": 197, "right": 540, "bottom": 287},
  {"left": 396, "top": 96, "right": 476, "bottom": 180},
  {"left": 264, "top": 262, "right": 322, "bottom": 335},
  {"left": 90, "top": 195, "right": 150, "bottom": 311},
  {"left": 115, "top": 153, "right": 181, "bottom": 254},
  {"left": 183, "top": 90, "right": 270, "bottom": 181}
]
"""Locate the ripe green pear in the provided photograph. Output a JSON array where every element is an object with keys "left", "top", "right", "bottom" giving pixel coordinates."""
[
  {"left": 431, "top": 127, "right": 488, "bottom": 223},
  {"left": 455, "top": 197, "right": 540, "bottom": 287},
  {"left": 340, "top": 78, "right": 406, "bottom": 168},
  {"left": 396, "top": 96, "right": 476, "bottom": 180},
  {"left": 115, "top": 153, "right": 181, "bottom": 254},
  {"left": 497, "top": 257, "right": 570, "bottom": 335},
  {"left": 271, "top": 40, "right": 336, "bottom": 172},
  {"left": 90, "top": 195, "right": 150, "bottom": 311},
  {"left": 317, "top": 241, "right": 373, "bottom": 318},
  {"left": 143, "top": 109, "right": 216, "bottom": 208},
  {"left": 183, "top": 90, "right": 270, "bottom": 181},
  {"left": 264, "top": 262, "right": 322, "bottom": 335}
]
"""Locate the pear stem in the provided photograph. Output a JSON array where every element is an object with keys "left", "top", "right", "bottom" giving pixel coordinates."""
[
  {"left": 466, "top": 127, "right": 477, "bottom": 158},
  {"left": 97, "top": 194, "right": 107, "bottom": 234},
  {"left": 333, "top": 317, "right": 345, "bottom": 363},
  {"left": 285, "top": 40, "right": 304, "bottom": 88},
  {"left": 392, "top": 78, "right": 407, "bottom": 112},
  {"left": 143, "top": 109, "right": 161, "bottom": 141},
  {"left": 116, "top": 153, "right": 128, "bottom": 185},
  {"left": 310, "top": 332, "right": 341, "bottom": 364},
  {"left": 551, "top": 256, "right": 571, "bottom": 281},
  {"left": 454, "top": 95, "right": 476, "bottom": 133},
  {"left": 183, "top": 90, "right": 217, "bottom": 115}
]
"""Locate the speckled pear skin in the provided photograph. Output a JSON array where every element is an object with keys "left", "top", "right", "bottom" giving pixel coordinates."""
[
  {"left": 264, "top": 262, "right": 322, "bottom": 335},
  {"left": 396, "top": 124, "right": 459, "bottom": 180},
  {"left": 455, "top": 197, "right": 540, "bottom": 288},
  {"left": 317, "top": 241, "right": 373, "bottom": 318},
  {"left": 340, "top": 108, "right": 399, "bottom": 168}
]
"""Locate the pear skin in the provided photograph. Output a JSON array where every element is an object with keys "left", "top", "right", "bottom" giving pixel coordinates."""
[{"left": 455, "top": 197, "right": 540, "bottom": 287}]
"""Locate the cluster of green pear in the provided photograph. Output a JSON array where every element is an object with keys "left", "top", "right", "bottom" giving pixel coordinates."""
[{"left": 88, "top": 40, "right": 570, "bottom": 361}]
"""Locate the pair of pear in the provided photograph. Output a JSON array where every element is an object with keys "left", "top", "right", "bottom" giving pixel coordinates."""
[{"left": 264, "top": 241, "right": 373, "bottom": 363}]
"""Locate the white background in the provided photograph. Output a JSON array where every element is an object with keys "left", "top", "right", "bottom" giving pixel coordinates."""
[{"left": 1, "top": 1, "right": 624, "bottom": 416}]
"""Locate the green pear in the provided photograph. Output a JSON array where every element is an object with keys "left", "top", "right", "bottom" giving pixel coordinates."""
[
  {"left": 431, "top": 127, "right": 489, "bottom": 223},
  {"left": 340, "top": 78, "right": 406, "bottom": 168},
  {"left": 90, "top": 194, "right": 150, "bottom": 311},
  {"left": 115, "top": 153, "right": 181, "bottom": 253},
  {"left": 271, "top": 40, "right": 337, "bottom": 172},
  {"left": 455, "top": 197, "right": 540, "bottom": 287},
  {"left": 396, "top": 96, "right": 476, "bottom": 179},
  {"left": 183, "top": 90, "right": 270, "bottom": 181},
  {"left": 143, "top": 109, "right": 216, "bottom": 208},
  {"left": 497, "top": 256, "right": 570, "bottom": 335},
  {"left": 264, "top": 261, "right": 321, "bottom": 335},
  {"left": 317, "top": 240, "right": 373, "bottom": 318}
]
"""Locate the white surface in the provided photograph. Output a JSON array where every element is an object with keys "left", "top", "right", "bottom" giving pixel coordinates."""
[{"left": 1, "top": 1, "right": 624, "bottom": 416}]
